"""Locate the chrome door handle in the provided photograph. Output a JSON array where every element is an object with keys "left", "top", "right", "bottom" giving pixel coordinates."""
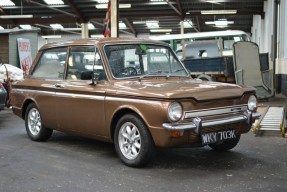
[{"left": 54, "top": 84, "right": 65, "bottom": 88}]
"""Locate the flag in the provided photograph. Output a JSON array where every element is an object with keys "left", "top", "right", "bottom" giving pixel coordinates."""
[{"left": 103, "top": 0, "right": 111, "bottom": 37}]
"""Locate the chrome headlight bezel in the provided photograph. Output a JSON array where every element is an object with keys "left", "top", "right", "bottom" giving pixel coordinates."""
[
  {"left": 248, "top": 95, "right": 257, "bottom": 111},
  {"left": 167, "top": 102, "right": 183, "bottom": 122}
]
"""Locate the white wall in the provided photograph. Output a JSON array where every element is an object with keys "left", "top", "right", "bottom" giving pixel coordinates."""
[
  {"left": 277, "top": 0, "right": 287, "bottom": 75},
  {"left": 252, "top": 0, "right": 287, "bottom": 75}
]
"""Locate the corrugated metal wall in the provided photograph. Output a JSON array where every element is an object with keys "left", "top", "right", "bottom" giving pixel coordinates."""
[{"left": 0, "top": 34, "right": 9, "bottom": 64}]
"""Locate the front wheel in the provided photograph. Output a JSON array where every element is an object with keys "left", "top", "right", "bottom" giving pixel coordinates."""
[
  {"left": 208, "top": 135, "right": 241, "bottom": 151},
  {"left": 25, "top": 103, "right": 53, "bottom": 141},
  {"left": 114, "top": 114, "right": 156, "bottom": 167}
]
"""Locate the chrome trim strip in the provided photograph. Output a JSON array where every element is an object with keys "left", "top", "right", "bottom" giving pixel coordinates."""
[
  {"left": 55, "top": 92, "right": 104, "bottom": 100},
  {"left": 163, "top": 112, "right": 261, "bottom": 131},
  {"left": 12, "top": 88, "right": 104, "bottom": 100},
  {"left": 12, "top": 88, "right": 54, "bottom": 95},
  {"left": 184, "top": 105, "right": 248, "bottom": 119}
]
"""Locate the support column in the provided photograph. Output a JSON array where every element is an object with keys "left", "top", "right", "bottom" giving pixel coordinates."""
[
  {"left": 180, "top": 20, "right": 184, "bottom": 34},
  {"left": 110, "top": 0, "right": 119, "bottom": 37},
  {"left": 81, "top": 23, "right": 89, "bottom": 39},
  {"left": 278, "top": 0, "right": 287, "bottom": 96},
  {"left": 251, "top": 15, "right": 262, "bottom": 50}
]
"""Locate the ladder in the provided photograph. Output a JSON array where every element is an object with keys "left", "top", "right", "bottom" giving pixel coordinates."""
[{"left": 253, "top": 106, "right": 286, "bottom": 137}]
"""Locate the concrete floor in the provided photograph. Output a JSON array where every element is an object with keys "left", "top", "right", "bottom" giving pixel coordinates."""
[{"left": 0, "top": 96, "right": 287, "bottom": 192}]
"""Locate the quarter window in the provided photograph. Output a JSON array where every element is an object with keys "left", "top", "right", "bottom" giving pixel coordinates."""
[{"left": 32, "top": 47, "right": 67, "bottom": 79}]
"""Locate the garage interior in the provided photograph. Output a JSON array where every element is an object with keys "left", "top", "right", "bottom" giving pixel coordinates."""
[
  {"left": 0, "top": 0, "right": 286, "bottom": 96},
  {"left": 0, "top": 0, "right": 287, "bottom": 191}
]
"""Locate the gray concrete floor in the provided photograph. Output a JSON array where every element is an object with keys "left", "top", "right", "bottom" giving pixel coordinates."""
[{"left": 0, "top": 95, "right": 287, "bottom": 192}]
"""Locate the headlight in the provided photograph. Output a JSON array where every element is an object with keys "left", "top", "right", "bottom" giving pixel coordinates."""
[
  {"left": 168, "top": 102, "right": 183, "bottom": 122},
  {"left": 248, "top": 95, "right": 257, "bottom": 111}
]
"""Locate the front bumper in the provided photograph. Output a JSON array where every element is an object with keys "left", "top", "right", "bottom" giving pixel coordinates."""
[{"left": 162, "top": 111, "right": 261, "bottom": 134}]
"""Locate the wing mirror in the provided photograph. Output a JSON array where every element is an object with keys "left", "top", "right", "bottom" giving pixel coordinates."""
[{"left": 80, "top": 71, "right": 93, "bottom": 80}]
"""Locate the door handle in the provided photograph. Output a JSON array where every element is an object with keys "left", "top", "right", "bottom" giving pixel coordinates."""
[{"left": 54, "top": 84, "right": 65, "bottom": 88}]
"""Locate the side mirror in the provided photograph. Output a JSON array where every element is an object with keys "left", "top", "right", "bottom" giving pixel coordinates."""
[{"left": 80, "top": 71, "right": 93, "bottom": 80}]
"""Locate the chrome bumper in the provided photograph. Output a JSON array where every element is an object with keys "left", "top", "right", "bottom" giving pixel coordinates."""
[{"left": 162, "top": 112, "right": 261, "bottom": 134}]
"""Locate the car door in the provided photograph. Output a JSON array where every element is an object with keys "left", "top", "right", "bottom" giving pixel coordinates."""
[
  {"left": 53, "top": 46, "right": 108, "bottom": 137},
  {"left": 28, "top": 47, "right": 67, "bottom": 129}
]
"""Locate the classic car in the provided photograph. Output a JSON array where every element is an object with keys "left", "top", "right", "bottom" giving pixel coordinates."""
[{"left": 10, "top": 38, "right": 260, "bottom": 167}]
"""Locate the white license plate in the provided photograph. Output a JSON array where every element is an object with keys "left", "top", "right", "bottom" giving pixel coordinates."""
[{"left": 201, "top": 130, "right": 236, "bottom": 145}]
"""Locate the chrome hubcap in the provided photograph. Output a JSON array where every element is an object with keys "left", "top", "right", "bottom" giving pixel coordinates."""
[
  {"left": 118, "top": 122, "right": 141, "bottom": 160},
  {"left": 27, "top": 108, "right": 41, "bottom": 136}
]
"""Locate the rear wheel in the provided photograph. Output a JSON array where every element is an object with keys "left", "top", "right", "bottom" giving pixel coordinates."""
[
  {"left": 114, "top": 114, "right": 156, "bottom": 167},
  {"left": 208, "top": 135, "right": 241, "bottom": 151},
  {"left": 25, "top": 103, "right": 53, "bottom": 141}
]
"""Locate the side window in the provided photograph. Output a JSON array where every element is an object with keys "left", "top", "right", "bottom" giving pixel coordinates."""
[
  {"left": 67, "top": 46, "right": 106, "bottom": 80},
  {"left": 32, "top": 48, "right": 67, "bottom": 79}
]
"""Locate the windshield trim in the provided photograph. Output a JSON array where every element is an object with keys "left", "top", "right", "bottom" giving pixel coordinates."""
[{"left": 102, "top": 42, "right": 190, "bottom": 80}]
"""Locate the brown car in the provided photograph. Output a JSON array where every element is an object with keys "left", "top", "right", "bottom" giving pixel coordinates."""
[{"left": 11, "top": 38, "right": 260, "bottom": 167}]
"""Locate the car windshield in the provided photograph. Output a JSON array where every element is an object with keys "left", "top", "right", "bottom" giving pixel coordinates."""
[{"left": 104, "top": 44, "right": 189, "bottom": 79}]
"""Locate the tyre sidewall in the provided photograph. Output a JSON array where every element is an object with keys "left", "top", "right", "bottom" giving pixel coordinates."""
[
  {"left": 25, "top": 103, "right": 52, "bottom": 141},
  {"left": 114, "top": 114, "right": 155, "bottom": 167}
]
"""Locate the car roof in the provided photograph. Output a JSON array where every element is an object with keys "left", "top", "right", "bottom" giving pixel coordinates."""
[{"left": 39, "top": 37, "right": 168, "bottom": 51}]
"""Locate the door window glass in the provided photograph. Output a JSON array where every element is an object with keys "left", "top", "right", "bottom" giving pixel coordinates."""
[
  {"left": 67, "top": 46, "right": 106, "bottom": 80},
  {"left": 32, "top": 47, "right": 67, "bottom": 79}
]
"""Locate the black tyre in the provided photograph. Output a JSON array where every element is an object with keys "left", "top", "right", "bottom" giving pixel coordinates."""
[
  {"left": 114, "top": 114, "right": 156, "bottom": 167},
  {"left": 25, "top": 103, "right": 53, "bottom": 141},
  {"left": 208, "top": 135, "right": 241, "bottom": 151}
]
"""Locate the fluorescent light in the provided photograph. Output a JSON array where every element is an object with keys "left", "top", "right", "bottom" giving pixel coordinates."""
[
  {"left": 0, "top": 0, "right": 15, "bottom": 6},
  {"left": 183, "top": 20, "right": 193, "bottom": 28},
  {"left": 149, "top": 0, "right": 168, "bottom": 4},
  {"left": 146, "top": 20, "right": 159, "bottom": 29},
  {"left": 42, "top": 35, "right": 62, "bottom": 39},
  {"left": 20, "top": 25, "right": 32, "bottom": 29},
  {"left": 88, "top": 23, "right": 95, "bottom": 29},
  {"left": 150, "top": 2, "right": 167, "bottom": 4},
  {"left": 43, "top": 0, "right": 64, "bottom": 5},
  {"left": 0, "top": 15, "right": 33, "bottom": 19},
  {"left": 0, "top": 26, "right": 4, "bottom": 30},
  {"left": 60, "top": 28, "right": 81, "bottom": 31},
  {"left": 119, "top": 21, "right": 127, "bottom": 29},
  {"left": 95, "top": 0, "right": 109, "bottom": 3},
  {"left": 133, "top": 21, "right": 146, "bottom": 24},
  {"left": 201, "top": 10, "right": 237, "bottom": 15},
  {"left": 50, "top": 24, "right": 64, "bottom": 29},
  {"left": 150, "top": 29, "right": 172, "bottom": 33},
  {"left": 205, "top": 19, "right": 234, "bottom": 27},
  {"left": 91, "top": 34, "right": 104, "bottom": 38},
  {"left": 95, "top": 3, "right": 131, "bottom": 9}
]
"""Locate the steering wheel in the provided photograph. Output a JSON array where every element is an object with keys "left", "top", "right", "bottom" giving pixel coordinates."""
[{"left": 123, "top": 67, "right": 137, "bottom": 76}]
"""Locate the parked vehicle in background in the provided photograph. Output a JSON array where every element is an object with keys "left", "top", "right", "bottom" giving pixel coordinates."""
[
  {"left": 0, "top": 82, "right": 7, "bottom": 110},
  {"left": 149, "top": 30, "right": 250, "bottom": 54},
  {"left": 11, "top": 38, "right": 260, "bottom": 167},
  {"left": 150, "top": 30, "right": 255, "bottom": 83}
]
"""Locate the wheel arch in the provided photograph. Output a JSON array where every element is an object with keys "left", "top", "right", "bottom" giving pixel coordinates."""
[
  {"left": 21, "top": 99, "right": 36, "bottom": 119},
  {"left": 110, "top": 107, "right": 150, "bottom": 142}
]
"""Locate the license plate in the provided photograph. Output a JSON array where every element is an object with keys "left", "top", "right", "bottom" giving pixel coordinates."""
[{"left": 201, "top": 130, "right": 236, "bottom": 145}]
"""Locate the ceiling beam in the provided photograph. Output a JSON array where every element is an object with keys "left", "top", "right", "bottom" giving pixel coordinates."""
[
  {"left": 176, "top": 0, "right": 184, "bottom": 20},
  {"left": 62, "top": 0, "right": 85, "bottom": 23},
  {"left": 196, "top": 16, "right": 201, "bottom": 32},
  {"left": 0, "top": 16, "right": 78, "bottom": 25},
  {"left": 165, "top": 0, "right": 182, "bottom": 19},
  {"left": 0, "top": 6, "right": 16, "bottom": 25},
  {"left": 124, "top": 18, "right": 137, "bottom": 37},
  {"left": 25, "top": 0, "right": 77, "bottom": 18},
  {"left": 90, "top": 20, "right": 134, "bottom": 36}
]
